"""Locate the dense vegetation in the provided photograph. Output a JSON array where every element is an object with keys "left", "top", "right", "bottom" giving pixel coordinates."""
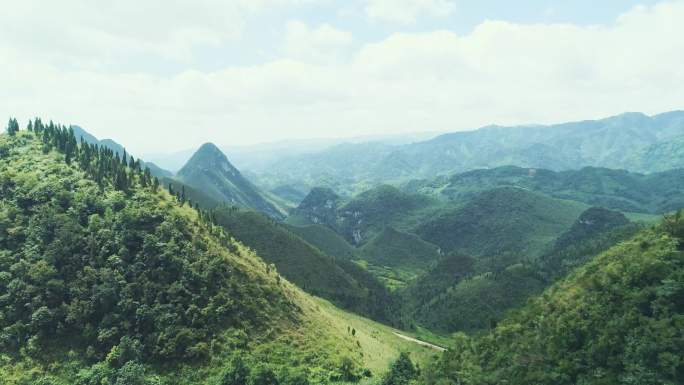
[
  {"left": 210, "top": 206, "right": 397, "bottom": 322},
  {"left": 358, "top": 227, "right": 440, "bottom": 270},
  {"left": 424, "top": 213, "right": 684, "bottom": 384},
  {"left": 3, "top": 114, "right": 683, "bottom": 384},
  {"left": 286, "top": 224, "right": 356, "bottom": 260},
  {"left": 71, "top": 125, "right": 173, "bottom": 178},
  {"left": 415, "top": 187, "right": 585, "bottom": 258},
  {"left": 414, "top": 165, "right": 684, "bottom": 214},
  {"left": 0, "top": 125, "right": 370, "bottom": 384},
  {"left": 401, "top": 207, "right": 641, "bottom": 333}
]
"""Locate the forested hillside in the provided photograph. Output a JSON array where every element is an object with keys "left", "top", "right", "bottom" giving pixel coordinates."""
[
  {"left": 414, "top": 165, "right": 684, "bottom": 214},
  {"left": 424, "top": 213, "right": 684, "bottom": 385},
  {"left": 415, "top": 187, "right": 586, "bottom": 258},
  {"left": 0, "top": 125, "right": 374, "bottom": 384},
  {"left": 3, "top": 117, "right": 682, "bottom": 385},
  {"left": 210, "top": 207, "right": 397, "bottom": 322}
]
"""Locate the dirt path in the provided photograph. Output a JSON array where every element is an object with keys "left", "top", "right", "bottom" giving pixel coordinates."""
[{"left": 393, "top": 332, "right": 446, "bottom": 352}]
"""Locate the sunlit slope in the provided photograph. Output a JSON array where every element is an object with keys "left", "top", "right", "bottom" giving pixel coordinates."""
[{"left": 0, "top": 130, "right": 405, "bottom": 384}]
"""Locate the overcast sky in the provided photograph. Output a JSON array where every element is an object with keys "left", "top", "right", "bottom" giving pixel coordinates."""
[{"left": 1, "top": 0, "right": 682, "bottom": 155}]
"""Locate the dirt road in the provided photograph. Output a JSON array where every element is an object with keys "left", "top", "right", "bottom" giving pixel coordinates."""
[{"left": 393, "top": 332, "right": 446, "bottom": 352}]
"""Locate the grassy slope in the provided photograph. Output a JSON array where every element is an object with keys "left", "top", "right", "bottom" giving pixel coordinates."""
[{"left": 310, "top": 299, "right": 442, "bottom": 376}]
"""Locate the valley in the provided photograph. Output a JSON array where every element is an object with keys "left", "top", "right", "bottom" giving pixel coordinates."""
[{"left": 1, "top": 113, "right": 683, "bottom": 385}]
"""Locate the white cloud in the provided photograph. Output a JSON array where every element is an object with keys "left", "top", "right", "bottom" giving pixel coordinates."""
[
  {"left": 1, "top": 1, "right": 683, "bottom": 155},
  {"left": 283, "top": 21, "right": 353, "bottom": 63},
  {"left": 0, "top": 0, "right": 313, "bottom": 68},
  {"left": 365, "top": 0, "right": 456, "bottom": 24}
]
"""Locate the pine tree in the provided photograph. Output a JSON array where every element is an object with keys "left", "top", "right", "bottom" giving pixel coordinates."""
[{"left": 6, "top": 118, "right": 19, "bottom": 136}]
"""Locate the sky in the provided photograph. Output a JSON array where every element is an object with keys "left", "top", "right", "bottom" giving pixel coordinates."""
[{"left": 1, "top": 0, "right": 683, "bottom": 155}]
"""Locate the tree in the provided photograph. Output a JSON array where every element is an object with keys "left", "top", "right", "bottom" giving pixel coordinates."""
[
  {"left": 6, "top": 117, "right": 19, "bottom": 136},
  {"left": 216, "top": 356, "right": 250, "bottom": 385},
  {"left": 381, "top": 352, "right": 418, "bottom": 385},
  {"left": 280, "top": 368, "right": 309, "bottom": 385},
  {"left": 248, "top": 364, "right": 278, "bottom": 385}
]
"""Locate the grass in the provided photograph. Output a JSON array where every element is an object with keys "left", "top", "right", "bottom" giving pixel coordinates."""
[
  {"left": 352, "top": 260, "right": 422, "bottom": 291},
  {"left": 624, "top": 211, "right": 663, "bottom": 223},
  {"left": 310, "top": 298, "right": 442, "bottom": 376}
]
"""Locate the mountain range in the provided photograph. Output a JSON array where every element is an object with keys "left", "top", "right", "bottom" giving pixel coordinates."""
[
  {"left": 245, "top": 111, "right": 684, "bottom": 201},
  {"left": 3, "top": 112, "right": 684, "bottom": 385}
]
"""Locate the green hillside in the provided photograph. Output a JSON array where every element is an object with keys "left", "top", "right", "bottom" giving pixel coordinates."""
[
  {"left": 628, "top": 135, "right": 684, "bottom": 173},
  {"left": 287, "top": 223, "right": 357, "bottom": 260},
  {"left": 334, "top": 185, "right": 443, "bottom": 246},
  {"left": 0, "top": 127, "right": 380, "bottom": 384},
  {"left": 211, "top": 207, "right": 395, "bottom": 322},
  {"left": 425, "top": 214, "right": 684, "bottom": 385},
  {"left": 290, "top": 187, "right": 342, "bottom": 229},
  {"left": 291, "top": 185, "right": 444, "bottom": 246},
  {"left": 415, "top": 264, "right": 546, "bottom": 333},
  {"left": 419, "top": 165, "right": 684, "bottom": 214},
  {"left": 539, "top": 207, "right": 643, "bottom": 280},
  {"left": 403, "top": 207, "right": 640, "bottom": 334},
  {"left": 177, "top": 143, "right": 285, "bottom": 219},
  {"left": 71, "top": 124, "right": 173, "bottom": 178},
  {"left": 359, "top": 227, "right": 440, "bottom": 270},
  {"left": 415, "top": 187, "right": 586, "bottom": 258},
  {"left": 355, "top": 227, "right": 441, "bottom": 289}
]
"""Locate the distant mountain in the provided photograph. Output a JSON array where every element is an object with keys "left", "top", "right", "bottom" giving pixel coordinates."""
[
  {"left": 142, "top": 131, "right": 441, "bottom": 173},
  {"left": 71, "top": 125, "right": 173, "bottom": 178},
  {"left": 290, "top": 184, "right": 592, "bottom": 294},
  {"left": 414, "top": 165, "right": 684, "bottom": 214},
  {"left": 627, "top": 134, "right": 684, "bottom": 173},
  {"left": 415, "top": 187, "right": 586, "bottom": 259},
  {"left": 290, "top": 187, "right": 342, "bottom": 227},
  {"left": 247, "top": 111, "right": 684, "bottom": 192},
  {"left": 286, "top": 223, "right": 357, "bottom": 260},
  {"left": 176, "top": 143, "right": 284, "bottom": 219},
  {"left": 359, "top": 227, "right": 441, "bottom": 270}
]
